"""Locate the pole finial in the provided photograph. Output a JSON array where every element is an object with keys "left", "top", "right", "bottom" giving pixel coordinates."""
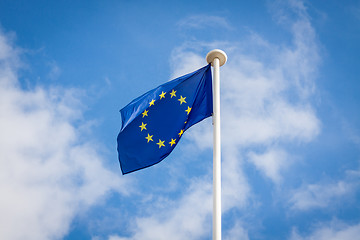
[{"left": 206, "top": 49, "right": 227, "bottom": 67}]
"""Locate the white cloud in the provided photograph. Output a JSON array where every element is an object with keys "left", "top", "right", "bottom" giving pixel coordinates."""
[
  {"left": 111, "top": 179, "right": 213, "bottom": 240},
  {"left": 290, "top": 220, "right": 360, "bottom": 240},
  {"left": 0, "top": 29, "right": 20, "bottom": 87},
  {"left": 0, "top": 29, "right": 128, "bottom": 240},
  {"left": 169, "top": 48, "right": 205, "bottom": 80},
  {"left": 289, "top": 181, "right": 352, "bottom": 210},
  {"left": 221, "top": 145, "right": 251, "bottom": 212},
  {"left": 47, "top": 60, "right": 61, "bottom": 81},
  {"left": 224, "top": 221, "right": 249, "bottom": 240},
  {"left": 248, "top": 149, "right": 289, "bottom": 184},
  {"left": 177, "top": 15, "right": 233, "bottom": 31},
  {"left": 289, "top": 171, "right": 360, "bottom": 210}
]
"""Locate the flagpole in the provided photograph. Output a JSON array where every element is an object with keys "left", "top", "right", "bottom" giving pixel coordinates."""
[{"left": 206, "top": 49, "right": 227, "bottom": 240}]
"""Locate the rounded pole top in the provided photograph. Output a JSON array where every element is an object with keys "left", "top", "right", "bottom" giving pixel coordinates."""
[{"left": 206, "top": 49, "right": 227, "bottom": 66}]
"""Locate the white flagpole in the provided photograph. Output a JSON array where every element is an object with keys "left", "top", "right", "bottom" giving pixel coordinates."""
[{"left": 206, "top": 49, "right": 227, "bottom": 240}]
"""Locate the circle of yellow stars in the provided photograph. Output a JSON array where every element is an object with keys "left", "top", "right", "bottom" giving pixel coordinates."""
[{"left": 138, "top": 89, "right": 191, "bottom": 149}]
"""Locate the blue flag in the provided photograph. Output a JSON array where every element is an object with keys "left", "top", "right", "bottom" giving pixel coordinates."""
[{"left": 117, "top": 64, "right": 213, "bottom": 174}]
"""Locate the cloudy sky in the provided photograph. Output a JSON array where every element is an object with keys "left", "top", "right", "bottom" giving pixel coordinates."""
[{"left": 0, "top": 0, "right": 360, "bottom": 239}]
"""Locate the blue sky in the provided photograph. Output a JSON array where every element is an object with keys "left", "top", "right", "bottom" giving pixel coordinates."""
[{"left": 0, "top": 0, "right": 360, "bottom": 239}]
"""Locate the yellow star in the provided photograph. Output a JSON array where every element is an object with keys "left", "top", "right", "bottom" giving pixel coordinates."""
[
  {"left": 178, "top": 96, "right": 186, "bottom": 105},
  {"left": 170, "top": 89, "right": 176, "bottom": 98},
  {"left": 139, "top": 122, "right": 147, "bottom": 131},
  {"left": 156, "top": 139, "right": 165, "bottom": 148},
  {"left": 142, "top": 109, "right": 148, "bottom": 118},
  {"left": 145, "top": 133, "right": 153, "bottom": 143},
  {"left": 185, "top": 106, "right": 192, "bottom": 115},
  {"left": 169, "top": 138, "right": 176, "bottom": 147},
  {"left": 159, "top": 91, "right": 166, "bottom": 99},
  {"left": 178, "top": 129, "right": 184, "bottom": 137},
  {"left": 149, "top": 99, "right": 155, "bottom": 107}
]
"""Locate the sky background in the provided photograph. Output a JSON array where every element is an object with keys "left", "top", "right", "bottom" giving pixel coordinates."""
[{"left": 0, "top": 0, "right": 360, "bottom": 239}]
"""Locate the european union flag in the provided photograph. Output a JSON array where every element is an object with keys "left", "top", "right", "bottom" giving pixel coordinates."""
[{"left": 117, "top": 64, "right": 213, "bottom": 174}]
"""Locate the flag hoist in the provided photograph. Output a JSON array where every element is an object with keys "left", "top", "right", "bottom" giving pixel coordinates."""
[{"left": 206, "top": 49, "right": 227, "bottom": 240}]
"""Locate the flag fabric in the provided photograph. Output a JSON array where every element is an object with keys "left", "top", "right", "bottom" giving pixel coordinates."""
[{"left": 117, "top": 64, "right": 213, "bottom": 174}]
